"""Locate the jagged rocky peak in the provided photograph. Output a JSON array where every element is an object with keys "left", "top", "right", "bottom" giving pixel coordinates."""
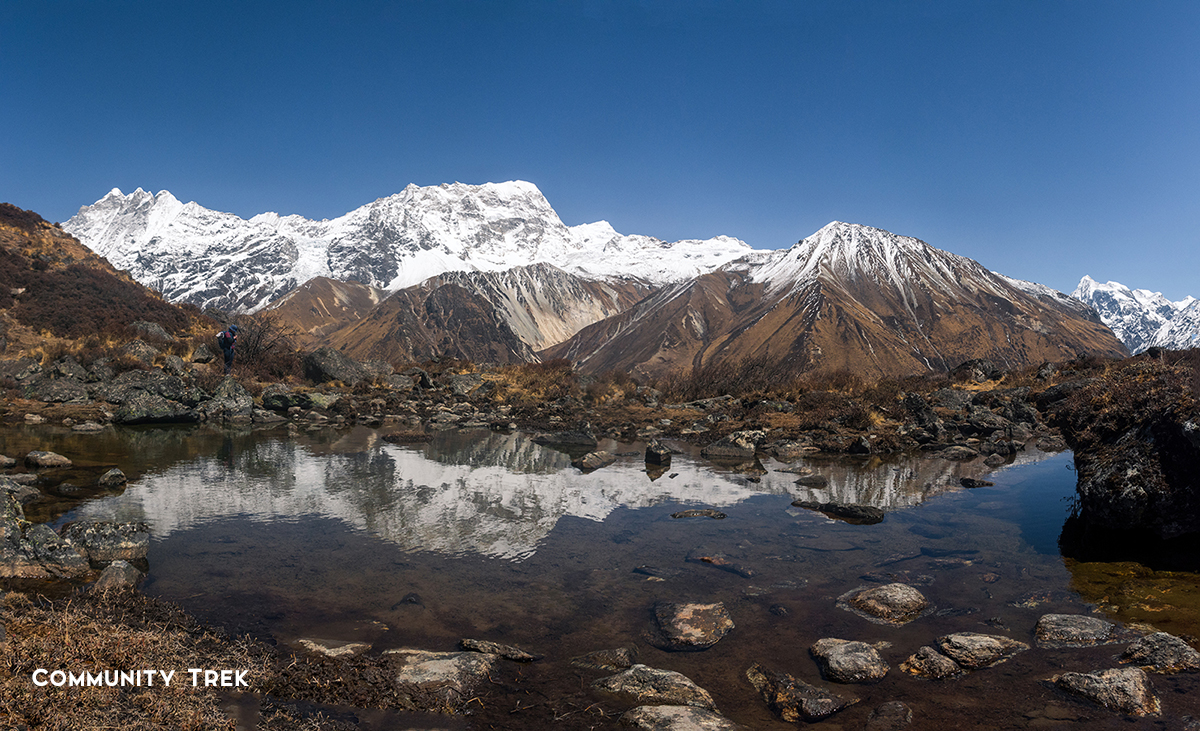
[{"left": 1072, "top": 275, "right": 1197, "bottom": 353}]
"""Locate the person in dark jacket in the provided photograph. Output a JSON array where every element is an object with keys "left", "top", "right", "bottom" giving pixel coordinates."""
[{"left": 217, "top": 324, "right": 239, "bottom": 374}]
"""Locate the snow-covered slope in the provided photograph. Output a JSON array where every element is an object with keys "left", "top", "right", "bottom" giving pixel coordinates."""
[
  {"left": 1071, "top": 275, "right": 1197, "bottom": 353},
  {"left": 63, "top": 182, "right": 756, "bottom": 312}
]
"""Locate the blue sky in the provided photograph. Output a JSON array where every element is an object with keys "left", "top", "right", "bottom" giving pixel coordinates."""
[{"left": 3, "top": 1, "right": 1197, "bottom": 300}]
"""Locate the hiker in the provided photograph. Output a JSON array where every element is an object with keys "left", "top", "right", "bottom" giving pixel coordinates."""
[{"left": 217, "top": 324, "right": 239, "bottom": 374}]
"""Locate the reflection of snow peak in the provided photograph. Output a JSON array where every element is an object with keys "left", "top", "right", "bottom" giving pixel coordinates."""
[{"left": 68, "top": 430, "right": 1059, "bottom": 560}]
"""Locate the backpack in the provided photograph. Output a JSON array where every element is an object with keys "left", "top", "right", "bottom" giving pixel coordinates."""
[{"left": 217, "top": 330, "right": 233, "bottom": 349}]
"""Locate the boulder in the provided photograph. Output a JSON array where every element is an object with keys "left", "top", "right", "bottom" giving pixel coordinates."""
[
  {"left": 839, "top": 583, "right": 928, "bottom": 625},
  {"left": 113, "top": 391, "right": 199, "bottom": 425},
  {"left": 652, "top": 602, "right": 734, "bottom": 651},
  {"left": 745, "top": 663, "right": 857, "bottom": 723},
  {"left": 198, "top": 376, "right": 254, "bottom": 422},
  {"left": 572, "top": 450, "right": 616, "bottom": 472},
  {"left": 1, "top": 521, "right": 91, "bottom": 579},
  {"left": 400, "top": 367, "right": 433, "bottom": 389},
  {"left": 31, "top": 376, "right": 89, "bottom": 403},
  {"left": 25, "top": 451, "right": 72, "bottom": 469},
  {"left": 0, "top": 454, "right": 15, "bottom": 468},
  {"left": 162, "top": 354, "right": 188, "bottom": 376},
  {"left": 1, "top": 476, "right": 40, "bottom": 505},
  {"left": 936, "top": 633, "right": 1028, "bottom": 669},
  {"left": 899, "top": 646, "right": 962, "bottom": 679},
  {"left": 191, "top": 344, "right": 216, "bottom": 364},
  {"left": 261, "top": 383, "right": 313, "bottom": 411},
  {"left": 1050, "top": 667, "right": 1160, "bottom": 716},
  {"left": 1119, "top": 632, "right": 1200, "bottom": 674},
  {"left": 531, "top": 430, "right": 598, "bottom": 448},
  {"left": 303, "top": 346, "right": 368, "bottom": 385},
  {"left": 460, "top": 638, "right": 539, "bottom": 662},
  {"left": 619, "top": 705, "right": 745, "bottom": 731},
  {"left": 93, "top": 559, "right": 144, "bottom": 591},
  {"left": 700, "top": 430, "right": 765, "bottom": 460},
  {"left": 0, "top": 356, "right": 43, "bottom": 382},
  {"left": 96, "top": 468, "right": 127, "bottom": 489},
  {"left": 60, "top": 522, "right": 149, "bottom": 564},
  {"left": 441, "top": 372, "right": 483, "bottom": 396},
  {"left": 592, "top": 664, "right": 716, "bottom": 710},
  {"left": 121, "top": 339, "right": 160, "bottom": 363},
  {"left": 791, "top": 500, "right": 885, "bottom": 525},
  {"left": 384, "top": 648, "right": 499, "bottom": 711},
  {"left": 810, "top": 638, "right": 889, "bottom": 683},
  {"left": 1034, "top": 613, "right": 1120, "bottom": 648},
  {"left": 645, "top": 439, "right": 672, "bottom": 466},
  {"left": 71, "top": 421, "right": 106, "bottom": 433}
]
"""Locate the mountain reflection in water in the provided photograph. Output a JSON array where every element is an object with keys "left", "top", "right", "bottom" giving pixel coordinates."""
[{"left": 62, "top": 427, "right": 1028, "bottom": 560}]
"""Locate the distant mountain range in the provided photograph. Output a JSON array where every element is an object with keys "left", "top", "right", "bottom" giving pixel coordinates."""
[
  {"left": 63, "top": 182, "right": 752, "bottom": 312},
  {"left": 61, "top": 181, "right": 1135, "bottom": 377},
  {"left": 547, "top": 221, "right": 1126, "bottom": 379},
  {"left": 1071, "top": 276, "right": 1199, "bottom": 354}
]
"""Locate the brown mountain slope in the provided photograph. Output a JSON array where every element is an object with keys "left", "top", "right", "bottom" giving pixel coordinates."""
[
  {"left": 264, "top": 277, "right": 386, "bottom": 348},
  {"left": 545, "top": 222, "right": 1128, "bottom": 380},
  {"left": 0, "top": 203, "right": 201, "bottom": 350}
]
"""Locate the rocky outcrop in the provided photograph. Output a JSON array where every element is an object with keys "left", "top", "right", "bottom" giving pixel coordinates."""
[
  {"left": 93, "top": 559, "right": 144, "bottom": 591},
  {"left": 60, "top": 522, "right": 149, "bottom": 565},
  {"left": 1054, "top": 359, "right": 1200, "bottom": 540},
  {"left": 198, "top": 377, "right": 253, "bottom": 422},
  {"left": 303, "top": 346, "right": 368, "bottom": 386},
  {"left": 1, "top": 494, "right": 89, "bottom": 579}
]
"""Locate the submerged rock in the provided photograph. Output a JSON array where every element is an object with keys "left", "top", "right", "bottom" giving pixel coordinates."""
[
  {"left": 1034, "top": 613, "right": 1120, "bottom": 648},
  {"left": 745, "top": 662, "right": 857, "bottom": 722},
  {"left": 791, "top": 500, "right": 884, "bottom": 525},
  {"left": 810, "top": 638, "right": 889, "bottom": 683},
  {"left": 297, "top": 638, "right": 372, "bottom": 658},
  {"left": 1119, "top": 632, "right": 1200, "bottom": 674},
  {"left": 96, "top": 468, "right": 127, "bottom": 489},
  {"left": 385, "top": 648, "right": 499, "bottom": 711},
  {"left": 839, "top": 583, "right": 928, "bottom": 625},
  {"left": 460, "top": 638, "right": 540, "bottom": 662},
  {"left": 24, "top": 451, "right": 72, "bottom": 469},
  {"left": 652, "top": 602, "right": 734, "bottom": 651},
  {"left": 866, "top": 701, "right": 914, "bottom": 730},
  {"left": 1050, "top": 667, "right": 1160, "bottom": 716},
  {"left": 571, "top": 647, "right": 636, "bottom": 671},
  {"left": 936, "top": 632, "right": 1028, "bottom": 669},
  {"left": 619, "top": 705, "right": 745, "bottom": 730},
  {"left": 671, "top": 509, "right": 726, "bottom": 520},
  {"left": 593, "top": 664, "right": 716, "bottom": 710}
]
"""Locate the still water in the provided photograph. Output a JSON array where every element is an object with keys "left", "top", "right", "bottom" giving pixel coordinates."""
[{"left": 4, "top": 424, "right": 1199, "bottom": 729}]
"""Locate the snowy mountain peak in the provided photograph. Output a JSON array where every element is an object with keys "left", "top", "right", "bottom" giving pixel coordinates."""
[
  {"left": 65, "top": 180, "right": 760, "bottom": 312},
  {"left": 1071, "top": 275, "right": 1199, "bottom": 353}
]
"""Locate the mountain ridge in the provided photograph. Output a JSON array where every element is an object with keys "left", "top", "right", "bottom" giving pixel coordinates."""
[{"left": 1071, "top": 275, "right": 1199, "bottom": 353}]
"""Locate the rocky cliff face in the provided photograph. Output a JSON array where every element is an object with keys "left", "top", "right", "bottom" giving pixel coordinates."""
[{"left": 547, "top": 222, "right": 1129, "bottom": 380}]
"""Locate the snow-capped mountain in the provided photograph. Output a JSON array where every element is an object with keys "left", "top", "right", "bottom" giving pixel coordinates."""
[
  {"left": 63, "top": 182, "right": 756, "bottom": 313},
  {"left": 548, "top": 222, "right": 1127, "bottom": 379},
  {"left": 1071, "top": 276, "right": 1198, "bottom": 353}
]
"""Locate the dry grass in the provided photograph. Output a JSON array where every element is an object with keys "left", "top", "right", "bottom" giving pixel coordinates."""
[
  {"left": 0, "top": 590, "right": 271, "bottom": 731},
  {"left": 487, "top": 358, "right": 579, "bottom": 404}
]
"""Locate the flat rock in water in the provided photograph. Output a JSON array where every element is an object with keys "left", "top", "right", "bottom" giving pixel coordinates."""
[
  {"left": 571, "top": 647, "right": 636, "bottom": 671},
  {"left": 24, "top": 451, "right": 72, "bottom": 469},
  {"left": 645, "top": 440, "right": 672, "bottom": 466},
  {"left": 620, "top": 705, "right": 746, "bottom": 731},
  {"left": 1034, "top": 613, "right": 1121, "bottom": 648},
  {"left": 385, "top": 649, "right": 499, "bottom": 709},
  {"left": 685, "top": 548, "right": 757, "bottom": 578},
  {"left": 297, "top": 638, "right": 372, "bottom": 658},
  {"left": 592, "top": 664, "right": 716, "bottom": 710},
  {"left": 671, "top": 509, "right": 726, "bottom": 520},
  {"left": 839, "top": 583, "right": 928, "bottom": 625},
  {"left": 899, "top": 646, "right": 963, "bottom": 679},
  {"left": 936, "top": 632, "right": 1029, "bottom": 669},
  {"left": 1119, "top": 632, "right": 1200, "bottom": 674},
  {"left": 792, "top": 500, "right": 884, "bottom": 525},
  {"left": 652, "top": 602, "right": 734, "bottom": 651},
  {"left": 1050, "top": 667, "right": 1160, "bottom": 716},
  {"left": 795, "top": 474, "right": 829, "bottom": 487},
  {"left": 460, "top": 638, "right": 539, "bottom": 662},
  {"left": 810, "top": 638, "right": 889, "bottom": 683},
  {"left": 745, "top": 662, "right": 858, "bottom": 722},
  {"left": 866, "top": 701, "right": 914, "bottom": 730},
  {"left": 571, "top": 450, "right": 616, "bottom": 472}
]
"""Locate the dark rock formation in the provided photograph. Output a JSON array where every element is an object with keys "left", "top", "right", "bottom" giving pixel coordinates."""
[
  {"left": 1034, "top": 614, "right": 1122, "bottom": 649},
  {"left": 1050, "top": 667, "right": 1160, "bottom": 716},
  {"left": 810, "top": 639, "right": 889, "bottom": 683},
  {"left": 303, "top": 346, "right": 368, "bottom": 385},
  {"left": 571, "top": 450, "right": 616, "bottom": 472},
  {"left": 792, "top": 500, "right": 884, "bottom": 525},
  {"left": 745, "top": 663, "right": 857, "bottom": 722},
  {"left": 1119, "top": 632, "right": 1200, "bottom": 674}
]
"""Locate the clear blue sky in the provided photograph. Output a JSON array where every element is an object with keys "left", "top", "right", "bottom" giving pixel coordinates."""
[{"left": 3, "top": 1, "right": 1197, "bottom": 300}]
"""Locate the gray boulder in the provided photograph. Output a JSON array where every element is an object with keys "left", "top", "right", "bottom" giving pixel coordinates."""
[
  {"left": 25, "top": 450, "right": 72, "bottom": 469},
  {"left": 384, "top": 648, "right": 499, "bottom": 711},
  {"left": 572, "top": 450, "right": 616, "bottom": 472},
  {"left": 1119, "top": 632, "right": 1200, "bottom": 674},
  {"left": 810, "top": 638, "right": 889, "bottom": 683},
  {"left": 0, "top": 454, "right": 15, "bottom": 468},
  {"left": 0, "top": 356, "right": 43, "bottom": 382},
  {"left": 619, "top": 705, "right": 745, "bottom": 731},
  {"left": 121, "top": 339, "right": 160, "bottom": 363},
  {"left": 97, "top": 468, "right": 127, "bottom": 488},
  {"left": 593, "top": 664, "right": 716, "bottom": 710},
  {"left": 199, "top": 376, "right": 254, "bottom": 422},
  {"left": 113, "top": 391, "right": 198, "bottom": 425},
  {"left": 261, "top": 383, "right": 313, "bottom": 410},
  {"left": 93, "top": 559, "right": 144, "bottom": 591},
  {"left": 131, "top": 320, "right": 174, "bottom": 343},
  {"left": 441, "top": 372, "right": 483, "bottom": 396},
  {"left": 839, "top": 583, "right": 928, "bottom": 625},
  {"left": 191, "top": 344, "right": 215, "bottom": 364},
  {"left": 303, "top": 346, "right": 368, "bottom": 385},
  {"left": 61, "top": 521, "right": 149, "bottom": 564},
  {"left": 1050, "top": 667, "right": 1160, "bottom": 716},
  {"left": 899, "top": 646, "right": 962, "bottom": 679},
  {"left": 31, "top": 376, "right": 89, "bottom": 403},
  {"left": 701, "top": 430, "right": 765, "bottom": 460},
  {"left": 936, "top": 632, "right": 1028, "bottom": 669},
  {"left": 1034, "top": 613, "right": 1120, "bottom": 648}
]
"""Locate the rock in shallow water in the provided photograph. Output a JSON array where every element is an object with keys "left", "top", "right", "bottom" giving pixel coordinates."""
[
  {"left": 899, "top": 646, "right": 962, "bottom": 679},
  {"left": 619, "top": 705, "right": 746, "bottom": 730},
  {"left": 592, "top": 664, "right": 716, "bottom": 710},
  {"left": 1034, "top": 613, "right": 1119, "bottom": 648},
  {"left": 1119, "top": 632, "right": 1200, "bottom": 674},
  {"left": 840, "top": 583, "right": 928, "bottom": 625},
  {"left": 745, "top": 663, "right": 857, "bottom": 722},
  {"left": 1050, "top": 666, "right": 1160, "bottom": 716},
  {"left": 652, "top": 602, "right": 734, "bottom": 651},
  {"left": 937, "top": 632, "right": 1028, "bottom": 669},
  {"left": 810, "top": 638, "right": 889, "bottom": 683}
]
